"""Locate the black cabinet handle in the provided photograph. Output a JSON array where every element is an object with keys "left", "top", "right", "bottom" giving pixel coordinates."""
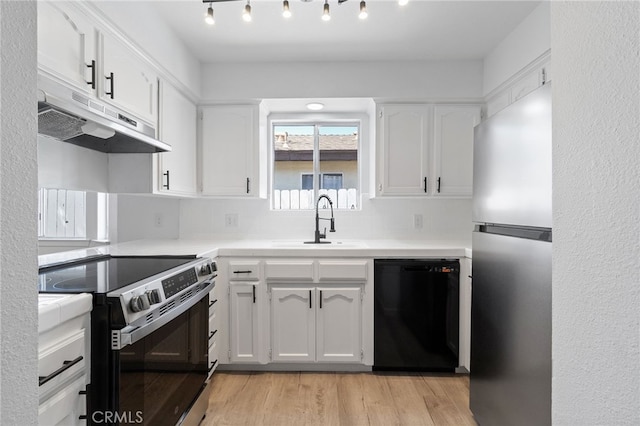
[
  {"left": 246, "top": 177, "right": 250, "bottom": 194},
  {"left": 105, "top": 72, "right": 114, "bottom": 99},
  {"left": 39, "top": 356, "right": 83, "bottom": 386},
  {"left": 252, "top": 286, "right": 256, "bottom": 303},
  {"left": 163, "top": 170, "right": 170, "bottom": 190},
  {"left": 309, "top": 290, "right": 312, "bottom": 309},
  {"left": 86, "top": 60, "right": 96, "bottom": 89},
  {"left": 437, "top": 177, "right": 441, "bottom": 193},
  {"left": 319, "top": 290, "right": 323, "bottom": 309},
  {"left": 423, "top": 177, "right": 427, "bottom": 193},
  {"left": 208, "top": 359, "right": 218, "bottom": 373},
  {"left": 233, "top": 270, "right": 253, "bottom": 274},
  {"left": 209, "top": 329, "right": 218, "bottom": 340},
  {"left": 209, "top": 299, "right": 218, "bottom": 308}
]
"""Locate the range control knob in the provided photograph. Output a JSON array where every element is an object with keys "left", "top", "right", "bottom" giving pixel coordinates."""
[
  {"left": 211, "top": 261, "right": 217, "bottom": 272},
  {"left": 129, "top": 294, "right": 150, "bottom": 313},
  {"left": 145, "top": 289, "right": 161, "bottom": 305},
  {"left": 199, "top": 263, "right": 212, "bottom": 276}
]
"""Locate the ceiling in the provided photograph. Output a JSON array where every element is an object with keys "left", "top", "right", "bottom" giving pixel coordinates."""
[{"left": 148, "top": 0, "right": 542, "bottom": 64}]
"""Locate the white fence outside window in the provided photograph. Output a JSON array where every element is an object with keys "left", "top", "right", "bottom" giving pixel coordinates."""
[{"left": 273, "top": 188, "right": 358, "bottom": 210}]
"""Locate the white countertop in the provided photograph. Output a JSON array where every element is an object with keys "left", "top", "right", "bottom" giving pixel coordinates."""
[
  {"left": 39, "top": 238, "right": 472, "bottom": 267},
  {"left": 38, "top": 293, "right": 93, "bottom": 334}
]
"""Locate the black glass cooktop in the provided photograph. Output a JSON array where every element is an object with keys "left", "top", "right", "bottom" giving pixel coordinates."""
[{"left": 38, "top": 256, "right": 195, "bottom": 294}]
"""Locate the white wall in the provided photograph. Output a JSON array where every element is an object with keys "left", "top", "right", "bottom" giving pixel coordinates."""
[
  {"left": 180, "top": 196, "right": 472, "bottom": 242},
  {"left": 110, "top": 194, "right": 181, "bottom": 243},
  {"left": 38, "top": 136, "right": 109, "bottom": 192},
  {"left": 0, "top": 1, "right": 38, "bottom": 424},
  {"left": 201, "top": 60, "right": 484, "bottom": 101},
  {"left": 551, "top": 2, "right": 640, "bottom": 424},
  {"left": 483, "top": 1, "right": 550, "bottom": 96},
  {"left": 183, "top": 59, "right": 484, "bottom": 244}
]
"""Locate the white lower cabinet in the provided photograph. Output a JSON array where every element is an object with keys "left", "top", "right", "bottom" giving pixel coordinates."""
[
  {"left": 270, "top": 287, "right": 315, "bottom": 362},
  {"left": 229, "top": 282, "right": 261, "bottom": 363},
  {"left": 38, "top": 294, "right": 92, "bottom": 426},
  {"left": 316, "top": 287, "right": 362, "bottom": 362},
  {"left": 270, "top": 286, "right": 362, "bottom": 363},
  {"left": 225, "top": 257, "right": 372, "bottom": 368}
]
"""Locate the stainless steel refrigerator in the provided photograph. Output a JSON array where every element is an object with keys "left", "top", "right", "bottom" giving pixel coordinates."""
[{"left": 470, "top": 83, "right": 552, "bottom": 426}]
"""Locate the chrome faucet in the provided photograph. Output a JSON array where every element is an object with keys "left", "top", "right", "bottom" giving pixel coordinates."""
[{"left": 306, "top": 194, "right": 335, "bottom": 244}]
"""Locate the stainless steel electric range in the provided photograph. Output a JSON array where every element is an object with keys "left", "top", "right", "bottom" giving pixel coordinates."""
[{"left": 39, "top": 255, "right": 217, "bottom": 426}]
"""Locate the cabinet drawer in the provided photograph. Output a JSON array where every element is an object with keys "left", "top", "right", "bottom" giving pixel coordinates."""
[
  {"left": 318, "top": 260, "right": 368, "bottom": 281},
  {"left": 38, "top": 374, "right": 86, "bottom": 426},
  {"left": 228, "top": 261, "right": 260, "bottom": 280},
  {"left": 265, "top": 260, "right": 314, "bottom": 281},
  {"left": 39, "top": 329, "right": 86, "bottom": 397}
]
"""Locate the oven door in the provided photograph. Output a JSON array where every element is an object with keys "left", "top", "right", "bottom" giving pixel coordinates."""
[{"left": 115, "top": 294, "right": 209, "bottom": 426}]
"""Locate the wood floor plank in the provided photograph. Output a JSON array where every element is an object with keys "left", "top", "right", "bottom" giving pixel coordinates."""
[
  {"left": 361, "top": 373, "right": 402, "bottom": 425},
  {"left": 203, "top": 371, "right": 476, "bottom": 426},
  {"left": 383, "top": 373, "right": 436, "bottom": 426},
  {"left": 334, "top": 373, "right": 368, "bottom": 426},
  {"left": 419, "top": 374, "right": 474, "bottom": 426},
  {"left": 298, "top": 372, "right": 340, "bottom": 425}
]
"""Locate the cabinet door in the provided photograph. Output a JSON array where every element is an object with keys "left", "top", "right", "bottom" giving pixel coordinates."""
[
  {"left": 99, "top": 33, "right": 158, "bottom": 125},
  {"left": 433, "top": 105, "right": 481, "bottom": 196},
  {"left": 316, "top": 287, "right": 362, "bottom": 362},
  {"left": 229, "top": 283, "right": 260, "bottom": 363},
  {"left": 158, "top": 83, "right": 197, "bottom": 195},
  {"left": 201, "top": 105, "right": 258, "bottom": 196},
  {"left": 378, "top": 105, "right": 431, "bottom": 195},
  {"left": 270, "top": 287, "right": 315, "bottom": 362},
  {"left": 37, "top": 1, "right": 96, "bottom": 93}
]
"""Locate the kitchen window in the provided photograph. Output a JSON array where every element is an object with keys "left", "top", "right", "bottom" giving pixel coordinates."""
[
  {"left": 38, "top": 188, "right": 109, "bottom": 241},
  {"left": 272, "top": 123, "right": 359, "bottom": 210}
]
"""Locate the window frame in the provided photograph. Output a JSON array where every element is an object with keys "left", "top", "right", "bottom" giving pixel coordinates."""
[{"left": 270, "top": 117, "right": 362, "bottom": 210}]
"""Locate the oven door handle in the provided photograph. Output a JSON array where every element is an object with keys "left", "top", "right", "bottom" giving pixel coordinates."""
[{"left": 112, "top": 280, "right": 215, "bottom": 350}]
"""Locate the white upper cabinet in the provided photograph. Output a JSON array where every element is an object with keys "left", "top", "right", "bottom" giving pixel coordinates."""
[
  {"left": 157, "top": 83, "right": 197, "bottom": 196},
  {"left": 377, "top": 103, "right": 480, "bottom": 197},
  {"left": 201, "top": 105, "right": 259, "bottom": 197},
  {"left": 485, "top": 55, "right": 551, "bottom": 119},
  {"left": 377, "top": 105, "right": 432, "bottom": 196},
  {"left": 433, "top": 105, "right": 481, "bottom": 197},
  {"left": 37, "top": 1, "right": 97, "bottom": 94},
  {"left": 98, "top": 33, "right": 158, "bottom": 126}
]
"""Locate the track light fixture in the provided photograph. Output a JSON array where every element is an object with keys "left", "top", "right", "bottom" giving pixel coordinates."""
[
  {"left": 242, "top": 1, "right": 252, "bottom": 22},
  {"left": 359, "top": 1, "right": 368, "bottom": 20},
  {"left": 204, "top": 2, "right": 215, "bottom": 25},
  {"left": 322, "top": 0, "right": 331, "bottom": 21},
  {"left": 200, "top": 0, "right": 401, "bottom": 24},
  {"left": 282, "top": 0, "right": 292, "bottom": 18}
]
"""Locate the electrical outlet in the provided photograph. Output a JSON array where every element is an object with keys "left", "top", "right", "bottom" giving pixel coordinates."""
[
  {"left": 154, "top": 213, "right": 163, "bottom": 228},
  {"left": 413, "top": 213, "right": 423, "bottom": 229},
  {"left": 225, "top": 213, "right": 238, "bottom": 228}
]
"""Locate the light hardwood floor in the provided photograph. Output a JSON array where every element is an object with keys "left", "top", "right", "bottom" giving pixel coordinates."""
[{"left": 203, "top": 372, "right": 476, "bottom": 426}]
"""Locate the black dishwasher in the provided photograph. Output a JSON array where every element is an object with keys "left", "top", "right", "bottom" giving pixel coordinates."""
[{"left": 374, "top": 259, "right": 459, "bottom": 371}]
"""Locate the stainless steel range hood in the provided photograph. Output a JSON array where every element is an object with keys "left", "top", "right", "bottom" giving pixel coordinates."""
[{"left": 37, "top": 74, "right": 170, "bottom": 153}]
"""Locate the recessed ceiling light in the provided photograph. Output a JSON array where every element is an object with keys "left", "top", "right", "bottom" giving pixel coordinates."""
[{"left": 306, "top": 102, "right": 324, "bottom": 111}]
